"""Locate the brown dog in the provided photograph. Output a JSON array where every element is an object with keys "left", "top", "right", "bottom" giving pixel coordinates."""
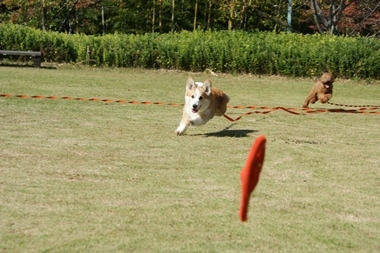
[
  {"left": 175, "top": 77, "right": 230, "bottom": 135},
  {"left": 303, "top": 71, "right": 335, "bottom": 108}
]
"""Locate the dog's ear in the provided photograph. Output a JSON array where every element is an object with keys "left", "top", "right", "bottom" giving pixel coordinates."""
[
  {"left": 186, "top": 77, "right": 195, "bottom": 91},
  {"left": 203, "top": 80, "right": 212, "bottom": 96}
]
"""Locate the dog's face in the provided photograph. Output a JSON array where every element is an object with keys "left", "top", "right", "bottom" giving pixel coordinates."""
[
  {"left": 319, "top": 72, "right": 335, "bottom": 89},
  {"left": 185, "top": 77, "right": 212, "bottom": 114}
]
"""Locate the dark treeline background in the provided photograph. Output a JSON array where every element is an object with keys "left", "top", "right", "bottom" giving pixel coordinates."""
[{"left": 0, "top": 0, "right": 379, "bottom": 36}]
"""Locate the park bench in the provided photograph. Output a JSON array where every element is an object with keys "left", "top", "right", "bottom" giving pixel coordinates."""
[{"left": 0, "top": 50, "right": 42, "bottom": 67}]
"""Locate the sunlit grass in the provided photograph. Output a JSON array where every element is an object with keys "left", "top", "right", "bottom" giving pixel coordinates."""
[{"left": 1, "top": 66, "right": 379, "bottom": 252}]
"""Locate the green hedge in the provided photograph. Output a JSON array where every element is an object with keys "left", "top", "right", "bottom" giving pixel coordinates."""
[{"left": 1, "top": 23, "right": 380, "bottom": 79}]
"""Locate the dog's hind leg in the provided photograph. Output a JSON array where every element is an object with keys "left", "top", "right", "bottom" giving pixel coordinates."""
[
  {"left": 318, "top": 93, "right": 332, "bottom": 103},
  {"left": 215, "top": 103, "right": 227, "bottom": 116},
  {"left": 215, "top": 95, "right": 230, "bottom": 116}
]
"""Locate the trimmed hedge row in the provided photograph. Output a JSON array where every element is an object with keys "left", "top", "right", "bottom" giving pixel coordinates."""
[{"left": 1, "top": 23, "right": 380, "bottom": 79}]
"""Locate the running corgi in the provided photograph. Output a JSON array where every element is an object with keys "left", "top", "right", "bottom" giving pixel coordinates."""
[{"left": 175, "top": 77, "right": 230, "bottom": 135}]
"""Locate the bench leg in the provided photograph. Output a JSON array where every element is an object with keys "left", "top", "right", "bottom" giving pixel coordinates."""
[{"left": 32, "top": 56, "right": 41, "bottom": 68}]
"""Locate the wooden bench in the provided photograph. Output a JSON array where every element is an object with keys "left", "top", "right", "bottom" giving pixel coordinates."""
[{"left": 0, "top": 50, "right": 42, "bottom": 67}]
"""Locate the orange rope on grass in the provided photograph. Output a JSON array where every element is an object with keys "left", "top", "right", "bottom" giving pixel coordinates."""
[
  {"left": 1, "top": 93, "right": 380, "bottom": 122},
  {"left": 328, "top": 101, "right": 380, "bottom": 108}
]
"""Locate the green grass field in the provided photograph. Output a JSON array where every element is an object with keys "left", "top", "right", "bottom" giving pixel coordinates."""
[{"left": 1, "top": 66, "right": 380, "bottom": 252}]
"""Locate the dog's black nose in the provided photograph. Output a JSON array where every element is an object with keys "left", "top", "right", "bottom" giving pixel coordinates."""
[{"left": 192, "top": 104, "right": 197, "bottom": 109}]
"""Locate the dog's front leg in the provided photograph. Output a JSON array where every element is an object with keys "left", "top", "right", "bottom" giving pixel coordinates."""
[
  {"left": 175, "top": 120, "right": 190, "bottom": 135},
  {"left": 303, "top": 91, "right": 318, "bottom": 108},
  {"left": 175, "top": 112, "right": 192, "bottom": 135},
  {"left": 189, "top": 115, "right": 205, "bottom": 126}
]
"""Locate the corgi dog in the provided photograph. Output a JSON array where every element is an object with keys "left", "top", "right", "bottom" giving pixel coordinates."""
[{"left": 175, "top": 77, "right": 230, "bottom": 135}]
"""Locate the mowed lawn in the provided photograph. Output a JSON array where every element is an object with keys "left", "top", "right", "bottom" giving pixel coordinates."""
[{"left": 0, "top": 66, "right": 379, "bottom": 253}]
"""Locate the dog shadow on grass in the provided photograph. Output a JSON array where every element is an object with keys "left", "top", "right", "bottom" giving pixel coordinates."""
[{"left": 192, "top": 124, "right": 258, "bottom": 138}]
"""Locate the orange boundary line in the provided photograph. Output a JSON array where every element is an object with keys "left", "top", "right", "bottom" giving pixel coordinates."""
[
  {"left": 1, "top": 93, "right": 379, "bottom": 122},
  {"left": 328, "top": 101, "right": 380, "bottom": 108}
]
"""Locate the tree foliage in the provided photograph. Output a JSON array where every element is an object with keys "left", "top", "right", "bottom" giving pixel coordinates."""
[
  {"left": 304, "top": 0, "right": 380, "bottom": 36},
  {"left": 0, "top": 0, "right": 379, "bottom": 36}
]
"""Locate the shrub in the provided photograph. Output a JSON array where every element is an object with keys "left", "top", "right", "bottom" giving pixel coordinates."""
[{"left": 1, "top": 23, "right": 379, "bottom": 79}]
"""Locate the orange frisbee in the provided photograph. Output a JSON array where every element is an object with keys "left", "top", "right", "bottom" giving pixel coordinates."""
[{"left": 239, "top": 135, "right": 266, "bottom": 222}]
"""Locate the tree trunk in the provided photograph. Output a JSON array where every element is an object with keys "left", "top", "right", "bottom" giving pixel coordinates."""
[
  {"left": 242, "top": 0, "right": 248, "bottom": 30},
  {"left": 228, "top": 1, "right": 234, "bottom": 31},
  {"left": 59, "top": 0, "right": 78, "bottom": 32},
  {"left": 41, "top": 3, "right": 46, "bottom": 31},
  {"left": 310, "top": 0, "right": 348, "bottom": 35},
  {"left": 171, "top": 0, "right": 175, "bottom": 32},
  {"left": 159, "top": 0, "right": 163, "bottom": 33},
  {"left": 287, "top": 0, "right": 292, "bottom": 33},
  {"left": 194, "top": 0, "right": 198, "bottom": 31},
  {"left": 152, "top": 0, "right": 155, "bottom": 33},
  {"left": 207, "top": 0, "right": 212, "bottom": 30},
  {"left": 101, "top": 3, "right": 105, "bottom": 34}
]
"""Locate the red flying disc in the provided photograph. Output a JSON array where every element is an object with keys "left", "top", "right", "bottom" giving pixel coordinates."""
[{"left": 239, "top": 135, "right": 266, "bottom": 222}]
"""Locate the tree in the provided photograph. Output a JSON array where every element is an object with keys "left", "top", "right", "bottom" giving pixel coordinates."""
[
  {"left": 342, "top": 0, "right": 380, "bottom": 37},
  {"left": 304, "top": 0, "right": 380, "bottom": 36},
  {"left": 0, "top": 0, "right": 377, "bottom": 36},
  {"left": 309, "top": 0, "right": 349, "bottom": 34}
]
